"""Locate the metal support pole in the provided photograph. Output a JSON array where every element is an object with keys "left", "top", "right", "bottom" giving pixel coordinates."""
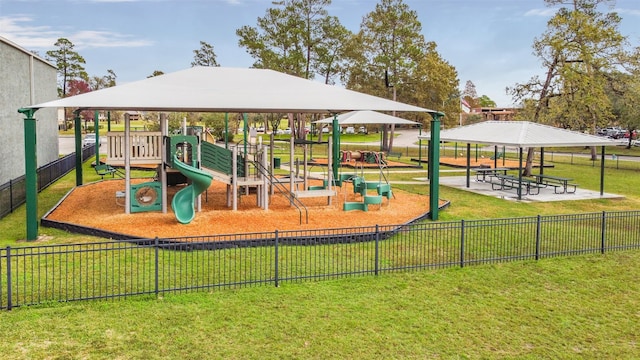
[
  {"left": 18, "top": 108, "right": 39, "bottom": 240},
  {"left": 600, "top": 146, "right": 605, "bottom": 195},
  {"left": 332, "top": 113, "right": 340, "bottom": 181},
  {"left": 518, "top": 147, "right": 523, "bottom": 200},
  {"left": 466, "top": 143, "right": 471, "bottom": 188},
  {"left": 540, "top": 147, "right": 545, "bottom": 175},
  {"left": 74, "top": 110, "right": 83, "bottom": 186},
  {"left": 428, "top": 112, "right": 444, "bottom": 220},
  {"left": 94, "top": 110, "right": 100, "bottom": 168},
  {"left": 418, "top": 124, "right": 423, "bottom": 165}
]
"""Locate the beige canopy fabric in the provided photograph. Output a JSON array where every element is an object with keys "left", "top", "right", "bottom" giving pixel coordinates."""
[
  {"left": 419, "top": 121, "right": 618, "bottom": 148},
  {"left": 29, "top": 67, "right": 437, "bottom": 114},
  {"left": 314, "top": 110, "right": 420, "bottom": 125}
]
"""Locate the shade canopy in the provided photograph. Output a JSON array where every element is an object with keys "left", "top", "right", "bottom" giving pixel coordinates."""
[
  {"left": 314, "top": 110, "right": 420, "bottom": 125},
  {"left": 420, "top": 121, "right": 619, "bottom": 148},
  {"left": 30, "top": 67, "right": 437, "bottom": 114}
]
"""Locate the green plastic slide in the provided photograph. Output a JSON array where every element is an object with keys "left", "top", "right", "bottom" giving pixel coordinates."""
[{"left": 171, "top": 155, "right": 213, "bottom": 224}]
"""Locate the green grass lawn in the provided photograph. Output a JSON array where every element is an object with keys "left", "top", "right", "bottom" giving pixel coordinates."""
[
  {"left": 0, "top": 250, "right": 637, "bottom": 359},
  {"left": 3, "top": 146, "right": 640, "bottom": 358}
]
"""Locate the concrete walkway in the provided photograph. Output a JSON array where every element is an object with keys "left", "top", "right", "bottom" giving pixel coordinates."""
[{"left": 438, "top": 175, "right": 623, "bottom": 203}]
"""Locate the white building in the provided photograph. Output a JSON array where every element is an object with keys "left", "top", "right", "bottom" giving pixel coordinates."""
[{"left": 0, "top": 36, "right": 59, "bottom": 184}]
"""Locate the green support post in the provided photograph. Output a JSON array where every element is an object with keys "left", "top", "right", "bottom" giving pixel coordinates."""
[
  {"left": 94, "top": 110, "right": 99, "bottom": 169},
  {"left": 107, "top": 111, "right": 111, "bottom": 132},
  {"left": 18, "top": 108, "right": 39, "bottom": 241},
  {"left": 74, "top": 110, "right": 83, "bottom": 186},
  {"left": 428, "top": 112, "right": 444, "bottom": 221},
  {"left": 332, "top": 113, "right": 340, "bottom": 181}
]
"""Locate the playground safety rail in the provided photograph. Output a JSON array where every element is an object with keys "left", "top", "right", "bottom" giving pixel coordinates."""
[
  {"left": 1, "top": 210, "right": 640, "bottom": 310},
  {"left": 250, "top": 156, "right": 308, "bottom": 224}
]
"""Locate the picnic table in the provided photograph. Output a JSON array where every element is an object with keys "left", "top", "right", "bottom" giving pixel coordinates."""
[
  {"left": 474, "top": 167, "right": 510, "bottom": 182},
  {"left": 490, "top": 174, "right": 541, "bottom": 196},
  {"left": 532, "top": 174, "right": 577, "bottom": 194}
]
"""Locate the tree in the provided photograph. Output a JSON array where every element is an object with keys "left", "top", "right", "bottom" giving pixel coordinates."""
[
  {"left": 90, "top": 69, "right": 117, "bottom": 90},
  {"left": 344, "top": 0, "right": 458, "bottom": 149},
  {"left": 66, "top": 79, "right": 93, "bottom": 130},
  {"left": 191, "top": 41, "right": 220, "bottom": 67},
  {"left": 314, "top": 15, "right": 351, "bottom": 85},
  {"left": 610, "top": 70, "right": 640, "bottom": 148},
  {"left": 236, "top": 0, "right": 351, "bottom": 139},
  {"left": 477, "top": 95, "right": 497, "bottom": 108},
  {"left": 462, "top": 80, "right": 478, "bottom": 108},
  {"left": 46, "top": 38, "right": 88, "bottom": 97},
  {"left": 148, "top": 70, "right": 165, "bottom": 78},
  {"left": 508, "top": 0, "right": 631, "bottom": 173}
]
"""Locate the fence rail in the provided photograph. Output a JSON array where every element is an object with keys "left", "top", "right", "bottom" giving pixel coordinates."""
[
  {"left": 0, "top": 146, "right": 95, "bottom": 219},
  {"left": 2, "top": 210, "right": 639, "bottom": 310}
]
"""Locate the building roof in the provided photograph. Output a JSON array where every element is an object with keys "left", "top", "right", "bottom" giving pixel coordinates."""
[
  {"left": 420, "top": 121, "right": 619, "bottom": 148},
  {"left": 29, "top": 66, "right": 438, "bottom": 114},
  {"left": 314, "top": 110, "right": 420, "bottom": 125}
]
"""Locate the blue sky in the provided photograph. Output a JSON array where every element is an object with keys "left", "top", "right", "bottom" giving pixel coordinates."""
[{"left": 1, "top": 0, "right": 639, "bottom": 107}]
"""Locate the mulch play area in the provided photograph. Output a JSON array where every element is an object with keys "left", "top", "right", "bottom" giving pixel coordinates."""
[{"left": 45, "top": 178, "right": 437, "bottom": 239}]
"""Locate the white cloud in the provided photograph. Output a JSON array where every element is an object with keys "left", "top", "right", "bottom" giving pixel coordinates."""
[
  {"left": 0, "top": 15, "right": 153, "bottom": 49},
  {"left": 615, "top": 8, "right": 640, "bottom": 17},
  {"left": 524, "top": 8, "right": 556, "bottom": 17}
]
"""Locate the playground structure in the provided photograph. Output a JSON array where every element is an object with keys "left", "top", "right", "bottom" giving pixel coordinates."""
[{"left": 100, "top": 121, "right": 399, "bottom": 224}]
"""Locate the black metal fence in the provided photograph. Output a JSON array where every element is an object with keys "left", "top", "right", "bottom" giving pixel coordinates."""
[
  {"left": 2, "top": 210, "right": 639, "bottom": 310},
  {"left": 0, "top": 146, "right": 95, "bottom": 219}
]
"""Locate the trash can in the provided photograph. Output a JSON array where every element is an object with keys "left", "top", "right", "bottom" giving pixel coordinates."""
[{"left": 273, "top": 157, "right": 281, "bottom": 169}]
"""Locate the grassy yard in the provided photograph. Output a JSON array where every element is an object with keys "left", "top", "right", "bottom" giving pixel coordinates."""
[
  {"left": 0, "top": 250, "right": 637, "bottom": 359},
  {"left": 2, "top": 146, "right": 640, "bottom": 358}
]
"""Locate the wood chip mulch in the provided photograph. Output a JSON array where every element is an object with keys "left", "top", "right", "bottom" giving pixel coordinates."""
[{"left": 46, "top": 178, "right": 438, "bottom": 239}]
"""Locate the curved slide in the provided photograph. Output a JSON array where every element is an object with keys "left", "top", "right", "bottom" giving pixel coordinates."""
[{"left": 171, "top": 155, "right": 213, "bottom": 224}]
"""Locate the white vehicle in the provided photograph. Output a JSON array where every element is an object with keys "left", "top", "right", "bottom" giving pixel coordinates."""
[
  {"left": 83, "top": 133, "right": 98, "bottom": 147},
  {"left": 345, "top": 126, "right": 355, "bottom": 134}
]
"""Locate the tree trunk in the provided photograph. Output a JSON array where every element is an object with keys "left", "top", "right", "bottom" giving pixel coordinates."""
[
  {"left": 388, "top": 124, "right": 395, "bottom": 151},
  {"left": 523, "top": 148, "right": 535, "bottom": 176},
  {"left": 382, "top": 125, "right": 389, "bottom": 151}
]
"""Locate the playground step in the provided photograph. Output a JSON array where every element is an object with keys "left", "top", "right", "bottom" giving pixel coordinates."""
[
  {"left": 377, "top": 183, "right": 393, "bottom": 199},
  {"left": 343, "top": 202, "right": 368, "bottom": 211},
  {"left": 364, "top": 195, "right": 383, "bottom": 206}
]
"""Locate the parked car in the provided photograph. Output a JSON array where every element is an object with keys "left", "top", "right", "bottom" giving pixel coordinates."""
[
  {"left": 345, "top": 126, "right": 355, "bottom": 134},
  {"left": 83, "top": 133, "right": 98, "bottom": 147},
  {"left": 358, "top": 126, "right": 368, "bottom": 134}
]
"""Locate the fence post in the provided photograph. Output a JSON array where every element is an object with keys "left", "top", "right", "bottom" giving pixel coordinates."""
[
  {"left": 535, "top": 215, "right": 541, "bottom": 260},
  {"left": 601, "top": 211, "right": 606, "bottom": 254},
  {"left": 460, "top": 220, "right": 465, "bottom": 268},
  {"left": 9, "top": 179, "right": 14, "bottom": 213},
  {"left": 154, "top": 237, "right": 159, "bottom": 297},
  {"left": 375, "top": 225, "right": 380, "bottom": 276},
  {"left": 274, "top": 230, "right": 279, "bottom": 288},
  {"left": 6, "top": 246, "right": 11, "bottom": 310}
]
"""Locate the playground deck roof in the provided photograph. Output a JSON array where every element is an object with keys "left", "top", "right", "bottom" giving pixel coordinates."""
[
  {"left": 29, "top": 67, "right": 437, "bottom": 114},
  {"left": 419, "top": 121, "right": 618, "bottom": 148}
]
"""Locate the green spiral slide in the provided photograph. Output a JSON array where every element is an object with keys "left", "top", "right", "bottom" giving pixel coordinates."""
[{"left": 171, "top": 155, "right": 213, "bottom": 224}]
